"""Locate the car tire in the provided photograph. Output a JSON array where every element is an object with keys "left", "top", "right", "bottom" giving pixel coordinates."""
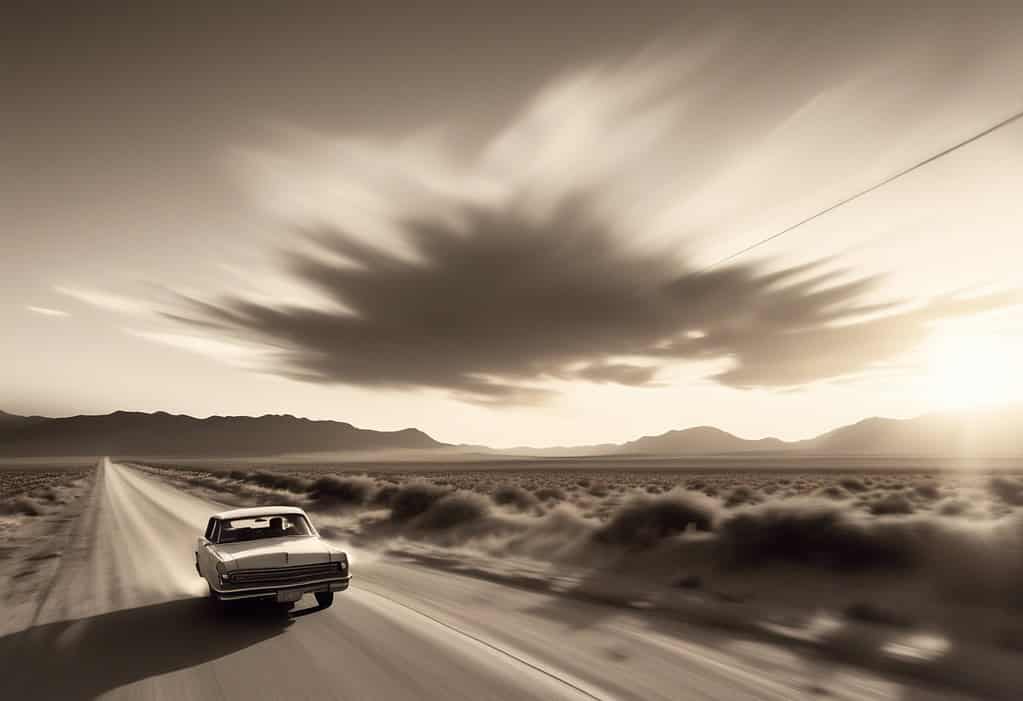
[{"left": 315, "top": 591, "right": 334, "bottom": 608}]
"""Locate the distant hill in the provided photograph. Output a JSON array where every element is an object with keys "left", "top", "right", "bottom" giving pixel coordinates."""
[
  {"left": 499, "top": 426, "right": 787, "bottom": 458},
  {"left": 493, "top": 406, "right": 1023, "bottom": 458},
  {"left": 2, "top": 405, "right": 1021, "bottom": 459},
  {"left": 0, "top": 410, "right": 48, "bottom": 429},
  {"left": 798, "top": 406, "right": 1023, "bottom": 456},
  {"left": 620, "top": 426, "right": 788, "bottom": 455},
  {"left": 0, "top": 411, "right": 447, "bottom": 457}
]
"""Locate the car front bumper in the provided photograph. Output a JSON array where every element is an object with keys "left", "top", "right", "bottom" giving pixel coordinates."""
[{"left": 211, "top": 575, "right": 351, "bottom": 601}]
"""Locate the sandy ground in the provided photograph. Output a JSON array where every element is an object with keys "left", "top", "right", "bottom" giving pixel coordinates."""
[
  {"left": 0, "top": 459, "right": 988, "bottom": 700},
  {"left": 1, "top": 468, "right": 95, "bottom": 632}
]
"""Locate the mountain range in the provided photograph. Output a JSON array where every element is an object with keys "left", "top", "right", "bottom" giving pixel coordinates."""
[
  {"left": 501, "top": 407, "right": 1023, "bottom": 458},
  {"left": 0, "top": 410, "right": 444, "bottom": 458},
  {"left": 1, "top": 405, "right": 1021, "bottom": 458}
]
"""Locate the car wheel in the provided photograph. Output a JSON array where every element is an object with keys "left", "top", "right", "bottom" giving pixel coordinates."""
[{"left": 315, "top": 591, "right": 334, "bottom": 608}]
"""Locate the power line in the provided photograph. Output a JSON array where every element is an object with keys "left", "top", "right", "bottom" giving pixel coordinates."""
[{"left": 701, "top": 105, "right": 1023, "bottom": 271}]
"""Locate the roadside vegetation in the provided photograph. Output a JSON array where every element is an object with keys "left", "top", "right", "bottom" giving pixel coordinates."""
[
  {"left": 0, "top": 469, "right": 92, "bottom": 519},
  {"left": 136, "top": 461, "right": 1023, "bottom": 656}
]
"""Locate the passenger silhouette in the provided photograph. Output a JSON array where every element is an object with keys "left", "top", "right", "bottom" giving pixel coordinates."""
[{"left": 268, "top": 516, "right": 284, "bottom": 536}]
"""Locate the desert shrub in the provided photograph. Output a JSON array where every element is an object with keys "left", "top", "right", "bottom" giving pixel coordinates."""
[
  {"left": 844, "top": 601, "right": 914, "bottom": 628},
  {"left": 183, "top": 474, "right": 228, "bottom": 491},
  {"left": 389, "top": 482, "right": 451, "bottom": 523},
  {"left": 414, "top": 491, "right": 491, "bottom": 530},
  {"left": 370, "top": 484, "right": 400, "bottom": 507},
  {"left": 492, "top": 485, "right": 539, "bottom": 511},
  {"left": 839, "top": 478, "right": 867, "bottom": 493},
  {"left": 250, "top": 489, "right": 305, "bottom": 508},
  {"left": 869, "top": 493, "right": 915, "bottom": 516},
  {"left": 309, "top": 475, "right": 376, "bottom": 506},
  {"left": 724, "top": 486, "right": 758, "bottom": 507},
  {"left": 28, "top": 486, "right": 60, "bottom": 502},
  {"left": 245, "top": 470, "right": 312, "bottom": 493},
  {"left": 936, "top": 498, "right": 974, "bottom": 517},
  {"left": 594, "top": 491, "right": 718, "bottom": 548},
  {"left": 816, "top": 485, "right": 850, "bottom": 500},
  {"left": 718, "top": 499, "right": 918, "bottom": 570},
  {"left": 989, "top": 476, "right": 1023, "bottom": 506},
  {"left": 534, "top": 487, "right": 566, "bottom": 502},
  {"left": 0, "top": 496, "right": 44, "bottom": 516},
  {"left": 928, "top": 513, "right": 1023, "bottom": 607}
]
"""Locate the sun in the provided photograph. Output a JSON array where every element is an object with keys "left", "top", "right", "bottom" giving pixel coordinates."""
[{"left": 925, "top": 331, "right": 1018, "bottom": 410}]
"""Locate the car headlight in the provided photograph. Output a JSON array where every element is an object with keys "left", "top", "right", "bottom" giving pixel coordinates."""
[{"left": 216, "top": 560, "right": 231, "bottom": 584}]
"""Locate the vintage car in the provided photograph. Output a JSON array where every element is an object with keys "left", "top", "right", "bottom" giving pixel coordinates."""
[{"left": 195, "top": 506, "right": 350, "bottom": 610}]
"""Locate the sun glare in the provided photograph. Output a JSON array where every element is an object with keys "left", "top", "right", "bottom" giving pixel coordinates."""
[{"left": 926, "top": 331, "right": 1019, "bottom": 410}]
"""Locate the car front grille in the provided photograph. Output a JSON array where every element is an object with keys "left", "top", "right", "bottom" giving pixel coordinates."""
[{"left": 228, "top": 562, "right": 342, "bottom": 588}]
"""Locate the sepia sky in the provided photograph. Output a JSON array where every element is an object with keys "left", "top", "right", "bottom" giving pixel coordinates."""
[{"left": 4, "top": 2, "right": 1023, "bottom": 447}]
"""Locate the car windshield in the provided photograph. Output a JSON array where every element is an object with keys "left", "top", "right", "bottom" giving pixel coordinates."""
[{"left": 216, "top": 514, "right": 313, "bottom": 543}]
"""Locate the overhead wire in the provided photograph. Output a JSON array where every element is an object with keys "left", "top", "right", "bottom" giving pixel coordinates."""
[{"left": 700, "top": 105, "right": 1023, "bottom": 271}]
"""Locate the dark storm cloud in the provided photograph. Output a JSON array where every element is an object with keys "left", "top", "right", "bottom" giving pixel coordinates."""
[{"left": 173, "top": 203, "right": 1020, "bottom": 404}]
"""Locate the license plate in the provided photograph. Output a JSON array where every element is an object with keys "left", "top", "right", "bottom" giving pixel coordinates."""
[{"left": 276, "top": 590, "right": 302, "bottom": 603}]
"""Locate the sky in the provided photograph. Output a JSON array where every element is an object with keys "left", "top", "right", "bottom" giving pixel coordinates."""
[{"left": 4, "top": 2, "right": 1023, "bottom": 447}]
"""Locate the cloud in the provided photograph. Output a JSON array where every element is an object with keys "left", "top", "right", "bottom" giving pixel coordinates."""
[
  {"left": 125, "top": 330, "right": 271, "bottom": 365},
  {"left": 705, "top": 290, "right": 1023, "bottom": 388},
  {"left": 55, "top": 286, "right": 151, "bottom": 315},
  {"left": 574, "top": 362, "right": 660, "bottom": 386},
  {"left": 173, "top": 202, "right": 1020, "bottom": 403},
  {"left": 26, "top": 306, "right": 70, "bottom": 318},
  {"left": 174, "top": 50, "right": 1021, "bottom": 404}
]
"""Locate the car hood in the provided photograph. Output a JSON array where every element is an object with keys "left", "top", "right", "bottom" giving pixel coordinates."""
[{"left": 215, "top": 537, "right": 333, "bottom": 570}]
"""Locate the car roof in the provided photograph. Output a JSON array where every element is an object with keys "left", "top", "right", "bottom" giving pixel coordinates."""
[{"left": 211, "top": 505, "right": 308, "bottom": 520}]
